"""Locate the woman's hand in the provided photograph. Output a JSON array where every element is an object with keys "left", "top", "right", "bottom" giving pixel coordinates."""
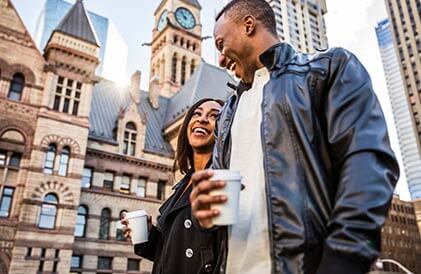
[{"left": 121, "top": 213, "right": 153, "bottom": 240}]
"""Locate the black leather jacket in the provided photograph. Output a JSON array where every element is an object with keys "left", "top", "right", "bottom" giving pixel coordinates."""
[{"left": 211, "top": 43, "right": 399, "bottom": 274}]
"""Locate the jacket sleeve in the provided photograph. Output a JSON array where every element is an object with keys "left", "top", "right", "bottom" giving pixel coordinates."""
[
  {"left": 133, "top": 224, "right": 161, "bottom": 262},
  {"left": 316, "top": 48, "right": 400, "bottom": 274}
]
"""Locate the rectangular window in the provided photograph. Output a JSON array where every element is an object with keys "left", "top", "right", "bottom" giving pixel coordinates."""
[
  {"left": 136, "top": 178, "right": 146, "bottom": 197},
  {"left": 70, "top": 254, "right": 82, "bottom": 273},
  {"left": 8, "top": 152, "right": 21, "bottom": 168},
  {"left": 120, "top": 175, "right": 131, "bottom": 194},
  {"left": 53, "top": 77, "right": 82, "bottom": 116},
  {"left": 0, "top": 150, "right": 6, "bottom": 166},
  {"left": 81, "top": 168, "right": 92, "bottom": 188},
  {"left": 103, "top": 172, "right": 114, "bottom": 191},
  {"left": 0, "top": 187, "right": 14, "bottom": 217},
  {"left": 157, "top": 181, "right": 166, "bottom": 201},
  {"left": 127, "top": 258, "right": 140, "bottom": 271},
  {"left": 97, "top": 256, "right": 112, "bottom": 270}
]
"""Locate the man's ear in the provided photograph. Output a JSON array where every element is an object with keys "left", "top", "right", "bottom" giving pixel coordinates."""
[{"left": 243, "top": 15, "right": 256, "bottom": 36}]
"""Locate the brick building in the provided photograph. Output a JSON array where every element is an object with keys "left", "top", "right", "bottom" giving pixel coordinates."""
[
  {"left": 0, "top": 0, "right": 233, "bottom": 273},
  {"left": 379, "top": 195, "right": 421, "bottom": 273}
]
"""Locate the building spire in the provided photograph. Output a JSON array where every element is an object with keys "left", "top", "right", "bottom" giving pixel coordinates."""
[{"left": 53, "top": 0, "right": 100, "bottom": 46}]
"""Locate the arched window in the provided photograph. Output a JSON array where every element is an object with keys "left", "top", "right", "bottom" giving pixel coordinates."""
[
  {"left": 191, "top": 60, "right": 196, "bottom": 76},
  {"left": 38, "top": 193, "right": 58, "bottom": 229},
  {"left": 99, "top": 208, "right": 111, "bottom": 240},
  {"left": 181, "top": 56, "right": 187, "bottom": 85},
  {"left": 116, "top": 210, "right": 127, "bottom": 241},
  {"left": 173, "top": 35, "right": 178, "bottom": 44},
  {"left": 43, "top": 144, "right": 57, "bottom": 175},
  {"left": 8, "top": 73, "right": 25, "bottom": 101},
  {"left": 58, "top": 146, "right": 70, "bottom": 176},
  {"left": 74, "top": 205, "right": 88, "bottom": 237},
  {"left": 180, "top": 38, "right": 185, "bottom": 47},
  {"left": 171, "top": 53, "right": 177, "bottom": 83},
  {"left": 186, "top": 40, "right": 190, "bottom": 50},
  {"left": 123, "top": 122, "right": 137, "bottom": 156}
]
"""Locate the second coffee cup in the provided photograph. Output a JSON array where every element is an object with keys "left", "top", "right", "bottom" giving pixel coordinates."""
[
  {"left": 209, "top": 169, "right": 242, "bottom": 226},
  {"left": 125, "top": 209, "right": 149, "bottom": 244}
]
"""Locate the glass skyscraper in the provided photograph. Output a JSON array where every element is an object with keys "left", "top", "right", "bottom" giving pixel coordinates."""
[
  {"left": 35, "top": 0, "right": 128, "bottom": 84},
  {"left": 376, "top": 19, "right": 421, "bottom": 200}
]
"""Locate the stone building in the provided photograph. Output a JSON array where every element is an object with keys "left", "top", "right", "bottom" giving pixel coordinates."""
[{"left": 0, "top": 0, "right": 233, "bottom": 273}]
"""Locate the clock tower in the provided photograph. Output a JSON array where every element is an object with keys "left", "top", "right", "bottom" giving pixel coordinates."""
[{"left": 150, "top": 0, "right": 202, "bottom": 97}]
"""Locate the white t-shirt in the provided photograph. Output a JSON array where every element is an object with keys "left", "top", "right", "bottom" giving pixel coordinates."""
[{"left": 226, "top": 67, "right": 272, "bottom": 274}]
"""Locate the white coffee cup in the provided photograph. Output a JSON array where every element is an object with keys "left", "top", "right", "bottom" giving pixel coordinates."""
[
  {"left": 125, "top": 209, "right": 148, "bottom": 244},
  {"left": 209, "top": 170, "right": 242, "bottom": 226}
]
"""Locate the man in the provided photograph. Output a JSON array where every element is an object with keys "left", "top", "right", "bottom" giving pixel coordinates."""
[{"left": 190, "top": 0, "right": 399, "bottom": 274}]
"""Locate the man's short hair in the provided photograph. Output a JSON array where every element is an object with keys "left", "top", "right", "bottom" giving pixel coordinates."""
[{"left": 216, "top": 0, "right": 277, "bottom": 36}]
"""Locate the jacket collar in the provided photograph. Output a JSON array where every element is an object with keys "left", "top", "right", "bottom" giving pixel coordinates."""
[
  {"left": 227, "top": 43, "right": 296, "bottom": 96},
  {"left": 259, "top": 42, "right": 296, "bottom": 71}
]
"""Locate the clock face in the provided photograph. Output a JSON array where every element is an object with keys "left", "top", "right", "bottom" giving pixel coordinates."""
[
  {"left": 157, "top": 10, "right": 168, "bottom": 32},
  {"left": 175, "top": 7, "right": 196, "bottom": 29}
]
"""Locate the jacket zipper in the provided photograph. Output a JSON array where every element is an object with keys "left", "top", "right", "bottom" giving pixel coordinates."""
[{"left": 261, "top": 83, "right": 276, "bottom": 274}]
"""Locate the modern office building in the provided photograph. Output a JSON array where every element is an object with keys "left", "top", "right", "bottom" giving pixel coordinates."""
[
  {"left": 266, "top": 0, "right": 328, "bottom": 53},
  {"left": 379, "top": 195, "right": 421, "bottom": 273},
  {"left": 34, "top": 0, "right": 128, "bottom": 84},
  {"left": 384, "top": 0, "right": 421, "bottom": 199},
  {"left": 375, "top": 19, "right": 421, "bottom": 201},
  {"left": 223, "top": 0, "right": 329, "bottom": 53}
]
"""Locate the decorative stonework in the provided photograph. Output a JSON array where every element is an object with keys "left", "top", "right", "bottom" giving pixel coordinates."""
[
  {"left": 0, "top": 57, "right": 36, "bottom": 85},
  {"left": 0, "top": 25, "right": 35, "bottom": 49},
  {"left": 31, "top": 181, "right": 74, "bottom": 204},
  {"left": 40, "top": 134, "right": 81, "bottom": 154},
  {"left": 0, "top": 100, "right": 37, "bottom": 117}
]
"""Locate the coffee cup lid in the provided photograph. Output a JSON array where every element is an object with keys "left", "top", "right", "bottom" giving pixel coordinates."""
[
  {"left": 125, "top": 209, "right": 148, "bottom": 219},
  {"left": 210, "top": 169, "right": 242, "bottom": 181}
]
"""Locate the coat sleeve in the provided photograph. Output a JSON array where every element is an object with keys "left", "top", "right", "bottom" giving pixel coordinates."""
[
  {"left": 316, "top": 48, "right": 400, "bottom": 274},
  {"left": 134, "top": 225, "right": 161, "bottom": 262}
]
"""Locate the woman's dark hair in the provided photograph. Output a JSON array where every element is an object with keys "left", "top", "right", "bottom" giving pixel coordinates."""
[{"left": 176, "top": 98, "right": 224, "bottom": 174}]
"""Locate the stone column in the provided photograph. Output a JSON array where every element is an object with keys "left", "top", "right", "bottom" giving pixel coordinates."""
[
  {"left": 92, "top": 171, "right": 104, "bottom": 188},
  {"left": 130, "top": 177, "right": 138, "bottom": 195},
  {"left": 113, "top": 175, "right": 122, "bottom": 192}
]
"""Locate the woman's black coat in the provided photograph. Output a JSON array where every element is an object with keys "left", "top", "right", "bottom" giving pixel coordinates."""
[{"left": 134, "top": 170, "right": 224, "bottom": 274}]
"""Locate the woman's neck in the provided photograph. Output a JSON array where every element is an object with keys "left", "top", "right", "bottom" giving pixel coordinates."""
[{"left": 193, "top": 151, "right": 212, "bottom": 171}]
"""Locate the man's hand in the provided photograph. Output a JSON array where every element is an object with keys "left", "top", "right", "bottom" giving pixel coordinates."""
[{"left": 190, "top": 169, "right": 227, "bottom": 229}]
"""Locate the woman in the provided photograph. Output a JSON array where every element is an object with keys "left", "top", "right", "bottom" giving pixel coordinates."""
[{"left": 122, "top": 98, "right": 224, "bottom": 274}]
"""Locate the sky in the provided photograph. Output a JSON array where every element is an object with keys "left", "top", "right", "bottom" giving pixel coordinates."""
[{"left": 13, "top": 0, "right": 411, "bottom": 200}]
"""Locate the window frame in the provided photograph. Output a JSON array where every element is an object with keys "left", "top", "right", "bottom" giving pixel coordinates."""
[
  {"left": 0, "top": 186, "right": 15, "bottom": 218},
  {"left": 81, "top": 167, "right": 93, "bottom": 188},
  {"left": 43, "top": 144, "right": 57, "bottom": 175},
  {"left": 58, "top": 146, "right": 70, "bottom": 177},
  {"left": 99, "top": 208, "right": 111, "bottom": 240},
  {"left": 7, "top": 73, "right": 25, "bottom": 101},
  {"left": 120, "top": 175, "right": 131, "bottom": 194},
  {"left": 38, "top": 193, "right": 58, "bottom": 230},
  {"left": 123, "top": 122, "right": 137, "bottom": 156},
  {"left": 53, "top": 76, "right": 82, "bottom": 116},
  {"left": 74, "top": 205, "right": 88, "bottom": 237}
]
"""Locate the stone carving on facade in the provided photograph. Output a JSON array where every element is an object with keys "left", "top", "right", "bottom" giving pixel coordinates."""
[
  {"left": 31, "top": 181, "right": 75, "bottom": 205},
  {"left": 40, "top": 134, "right": 81, "bottom": 154}
]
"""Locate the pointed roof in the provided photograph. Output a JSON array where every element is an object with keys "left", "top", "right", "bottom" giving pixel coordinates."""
[
  {"left": 163, "top": 60, "right": 236, "bottom": 128},
  {"left": 181, "top": 0, "right": 201, "bottom": 9},
  {"left": 54, "top": 0, "right": 100, "bottom": 46}
]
